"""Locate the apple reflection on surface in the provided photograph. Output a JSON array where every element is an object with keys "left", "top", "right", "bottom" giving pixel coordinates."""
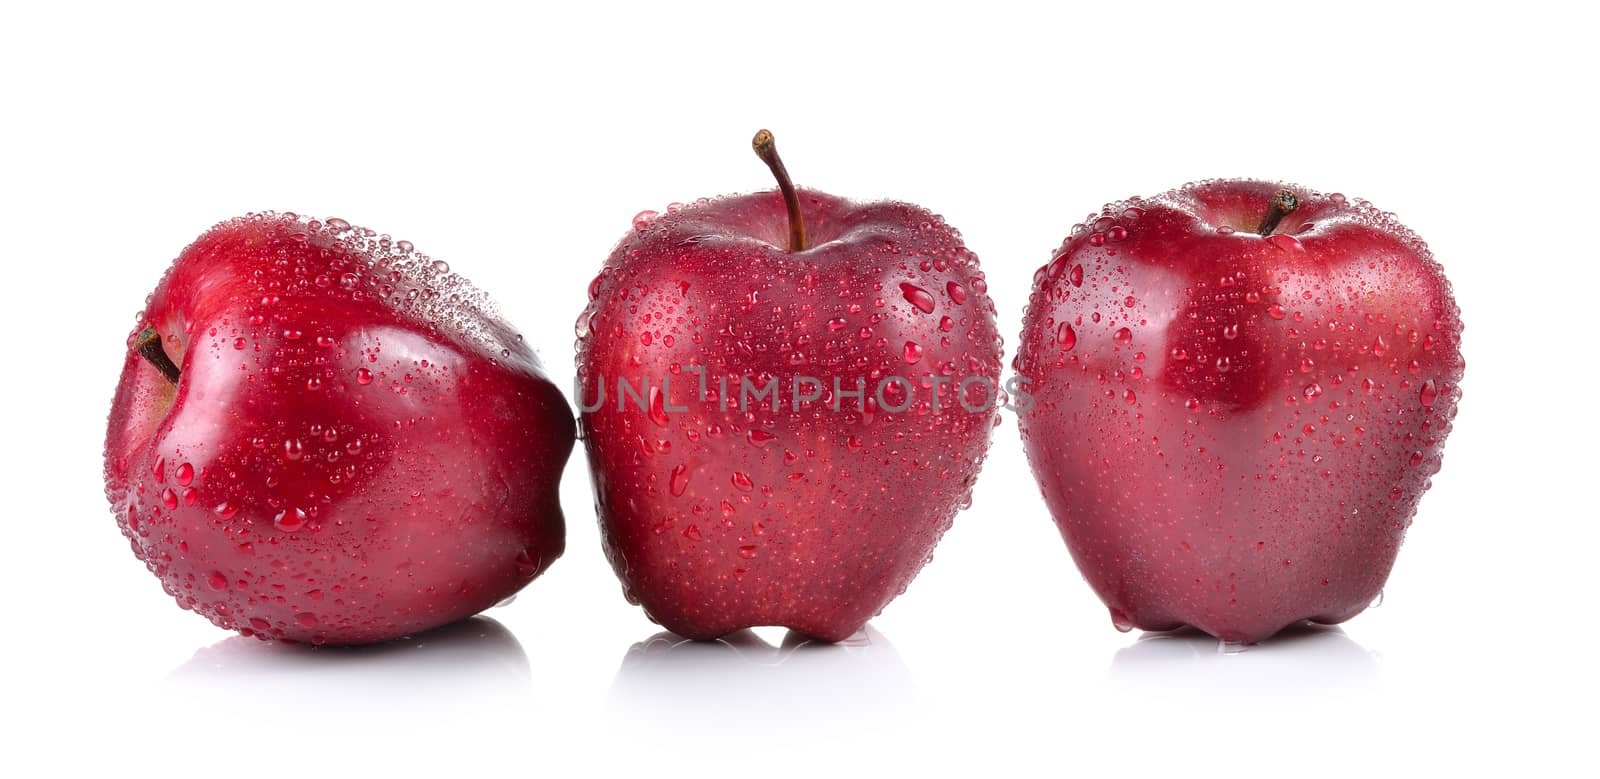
[
  {"left": 167, "top": 616, "right": 533, "bottom": 709},
  {"left": 609, "top": 625, "right": 917, "bottom": 721},
  {"left": 1110, "top": 622, "right": 1381, "bottom": 696}
]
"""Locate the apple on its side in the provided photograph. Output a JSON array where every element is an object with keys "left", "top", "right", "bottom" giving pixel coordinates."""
[
  {"left": 1015, "top": 180, "right": 1463, "bottom": 643},
  {"left": 105, "top": 214, "right": 574, "bottom": 645},
  {"left": 576, "top": 131, "right": 1003, "bottom": 641}
]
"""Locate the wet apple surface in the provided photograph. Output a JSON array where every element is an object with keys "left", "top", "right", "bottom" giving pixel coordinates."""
[
  {"left": 105, "top": 214, "right": 575, "bottom": 645},
  {"left": 1015, "top": 180, "right": 1464, "bottom": 643},
  {"left": 576, "top": 133, "right": 1004, "bottom": 641}
]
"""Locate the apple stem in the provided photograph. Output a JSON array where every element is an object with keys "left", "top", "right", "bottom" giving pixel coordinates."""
[
  {"left": 752, "top": 129, "right": 809, "bottom": 252},
  {"left": 136, "top": 328, "right": 181, "bottom": 384},
  {"left": 1257, "top": 189, "right": 1300, "bottom": 236}
]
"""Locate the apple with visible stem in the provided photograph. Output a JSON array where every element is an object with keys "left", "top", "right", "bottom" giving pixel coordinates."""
[
  {"left": 576, "top": 131, "right": 1003, "bottom": 641},
  {"left": 1015, "top": 180, "right": 1464, "bottom": 643},
  {"left": 105, "top": 214, "right": 574, "bottom": 645}
]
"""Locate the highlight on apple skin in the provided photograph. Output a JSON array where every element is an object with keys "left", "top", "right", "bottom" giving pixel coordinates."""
[
  {"left": 105, "top": 213, "right": 575, "bottom": 645},
  {"left": 1014, "top": 180, "right": 1464, "bottom": 643},
  {"left": 575, "top": 131, "right": 1005, "bottom": 642}
]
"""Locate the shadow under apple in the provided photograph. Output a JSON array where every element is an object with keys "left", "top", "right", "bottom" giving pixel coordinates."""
[
  {"left": 167, "top": 616, "right": 533, "bottom": 709},
  {"left": 608, "top": 625, "right": 918, "bottom": 723},
  {"left": 1109, "top": 622, "right": 1381, "bottom": 696}
]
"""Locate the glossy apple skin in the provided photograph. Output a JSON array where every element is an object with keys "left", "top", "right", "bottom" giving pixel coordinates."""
[
  {"left": 1016, "top": 180, "right": 1463, "bottom": 643},
  {"left": 105, "top": 214, "right": 574, "bottom": 645},
  {"left": 577, "top": 190, "right": 1002, "bottom": 641}
]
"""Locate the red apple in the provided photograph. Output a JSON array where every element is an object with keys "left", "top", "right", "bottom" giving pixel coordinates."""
[
  {"left": 576, "top": 131, "right": 1003, "bottom": 641},
  {"left": 105, "top": 213, "right": 574, "bottom": 645},
  {"left": 1015, "top": 180, "right": 1463, "bottom": 643}
]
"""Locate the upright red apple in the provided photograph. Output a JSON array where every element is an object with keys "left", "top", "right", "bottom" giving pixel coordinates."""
[
  {"left": 105, "top": 214, "right": 574, "bottom": 645},
  {"left": 1015, "top": 180, "right": 1463, "bottom": 643},
  {"left": 576, "top": 131, "right": 1003, "bottom": 641}
]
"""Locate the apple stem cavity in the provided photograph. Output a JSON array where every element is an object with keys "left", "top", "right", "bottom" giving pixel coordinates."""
[
  {"left": 1257, "top": 189, "right": 1300, "bottom": 236},
  {"left": 752, "top": 129, "right": 809, "bottom": 252},
  {"left": 136, "top": 327, "right": 181, "bottom": 384}
]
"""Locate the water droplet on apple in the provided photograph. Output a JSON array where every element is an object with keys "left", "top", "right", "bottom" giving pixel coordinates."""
[
  {"left": 947, "top": 281, "right": 968, "bottom": 304},
  {"left": 161, "top": 488, "right": 178, "bottom": 510},
  {"left": 1113, "top": 327, "right": 1133, "bottom": 346},
  {"left": 903, "top": 341, "right": 923, "bottom": 364},
  {"left": 274, "top": 507, "right": 307, "bottom": 531},
  {"left": 1419, "top": 379, "right": 1439, "bottom": 407},
  {"left": 632, "top": 210, "right": 659, "bottom": 230},
  {"left": 731, "top": 472, "right": 754, "bottom": 491},
  {"left": 206, "top": 571, "right": 227, "bottom": 591},
  {"left": 900, "top": 283, "right": 936, "bottom": 314},
  {"left": 1057, "top": 322, "right": 1077, "bottom": 350},
  {"left": 355, "top": 368, "right": 373, "bottom": 385},
  {"left": 669, "top": 464, "right": 689, "bottom": 497},
  {"left": 175, "top": 462, "right": 195, "bottom": 487},
  {"left": 283, "top": 439, "right": 304, "bottom": 461},
  {"left": 515, "top": 547, "right": 543, "bottom": 577},
  {"left": 1109, "top": 608, "right": 1134, "bottom": 633}
]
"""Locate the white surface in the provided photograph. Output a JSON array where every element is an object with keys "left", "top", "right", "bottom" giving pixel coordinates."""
[{"left": 2, "top": 1, "right": 1595, "bottom": 775}]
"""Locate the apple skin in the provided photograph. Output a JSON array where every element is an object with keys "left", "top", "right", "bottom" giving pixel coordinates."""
[
  {"left": 1015, "top": 180, "right": 1463, "bottom": 643},
  {"left": 576, "top": 190, "right": 1002, "bottom": 641},
  {"left": 105, "top": 213, "right": 574, "bottom": 645}
]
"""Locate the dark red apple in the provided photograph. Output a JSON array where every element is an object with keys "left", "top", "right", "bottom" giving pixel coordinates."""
[
  {"left": 1015, "top": 180, "right": 1463, "bottom": 643},
  {"left": 576, "top": 131, "right": 1003, "bottom": 641},
  {"left": 105, "top": 213, "right": 574, "bottom": 645}
]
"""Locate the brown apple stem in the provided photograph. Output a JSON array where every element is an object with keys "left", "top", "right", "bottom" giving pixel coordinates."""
[
  {"left": 136, "top": 328, "right": 181, "bottom": 384},
  {"left": 1257, "top": 189, "right": 1300, "bottom": 236},
  {"left": 751, "top": 129, "right": 809, "bottom": 252}
]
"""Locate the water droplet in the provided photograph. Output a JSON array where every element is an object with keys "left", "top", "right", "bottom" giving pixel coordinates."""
[
  {"left": 175, "top": 462, "right": 195, "bottom": 487},
  {"left": 161, "top": 488, "right": 178, "bottom": 510},
  {"left": 355, "top": 368, "right": 373, "bottom": 385},
  {"left": 274, "top": 507, "right": 307, "bottom": 531},
  {"left": 214, "top": 500, "right": 238, "bottom": 519},
  {"left": 738, "top": 545, "right": 758, "bottom": 559},
  {"left": 206, "top": 571, "right": 227, "bottom": 591},
  {"left": 1372, "top": 335, "right": 1388, "bottom": 357},
  {"left": 431, "top": 260, "right": 450, "bottom": 273},
  {"left": 648, "top": 386, "right": 670, "bottom": 427},
  {"left": 747, "top": 429, "right": 776, "bottom": 446},
  {"left": 669, "top": 465, "right": 689, "bottom": 497},
  {"left": 1107, "top": 225, "right": 1128, "bottom": 242},
  {"left": 827, "top": 317, "right": 847, "bottom": 331},
  {"left": 1419, "top": 379, "right": 1439, "bottom": 407},
  {"left": 731, "top": 472, "right": 754, "bottom": 491},
  {"left": 1056, "top": 322, "right": 1077, "bottom": 349},
  {"left": 632, "top": 210, "right": 659, "bottom": 230},
  {"left": 515, "top": 547, "right": 543, "bottom": 577},
  {"left": 903, "top": 341, "right": 923, "bottom": 364},
  {"left": 1070, "top": 265, "right": 1084, "bottom": 287},
  {"left": 900, "top": 283, "right": 936, "bottom": 314},
  {"left": 1109, "top": 608, "right": 1134, "bottom": 632},
  {"left": 283, "top": 439, "right": 304, "bottom": 461},
  {"left": 1113, "top": 327, "right": 1133, "bottom": 345},
  {"left": 946, "top": 281, "right": 968, "bottom": 304},
  {"left": 1266, "top": 233, "right": 1304, "bottom": 252},
  {"left": 295, "top": 612, "right": 319, "bottom": 628}
]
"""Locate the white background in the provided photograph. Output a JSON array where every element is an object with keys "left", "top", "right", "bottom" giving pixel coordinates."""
[{"left": 3, "top": 1, "right": 1595, "bottom": 776}]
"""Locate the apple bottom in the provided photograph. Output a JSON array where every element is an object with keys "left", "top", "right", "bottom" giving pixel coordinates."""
[{"left": 1029, "top": 434, "right": 1416, "bottom": 644}]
